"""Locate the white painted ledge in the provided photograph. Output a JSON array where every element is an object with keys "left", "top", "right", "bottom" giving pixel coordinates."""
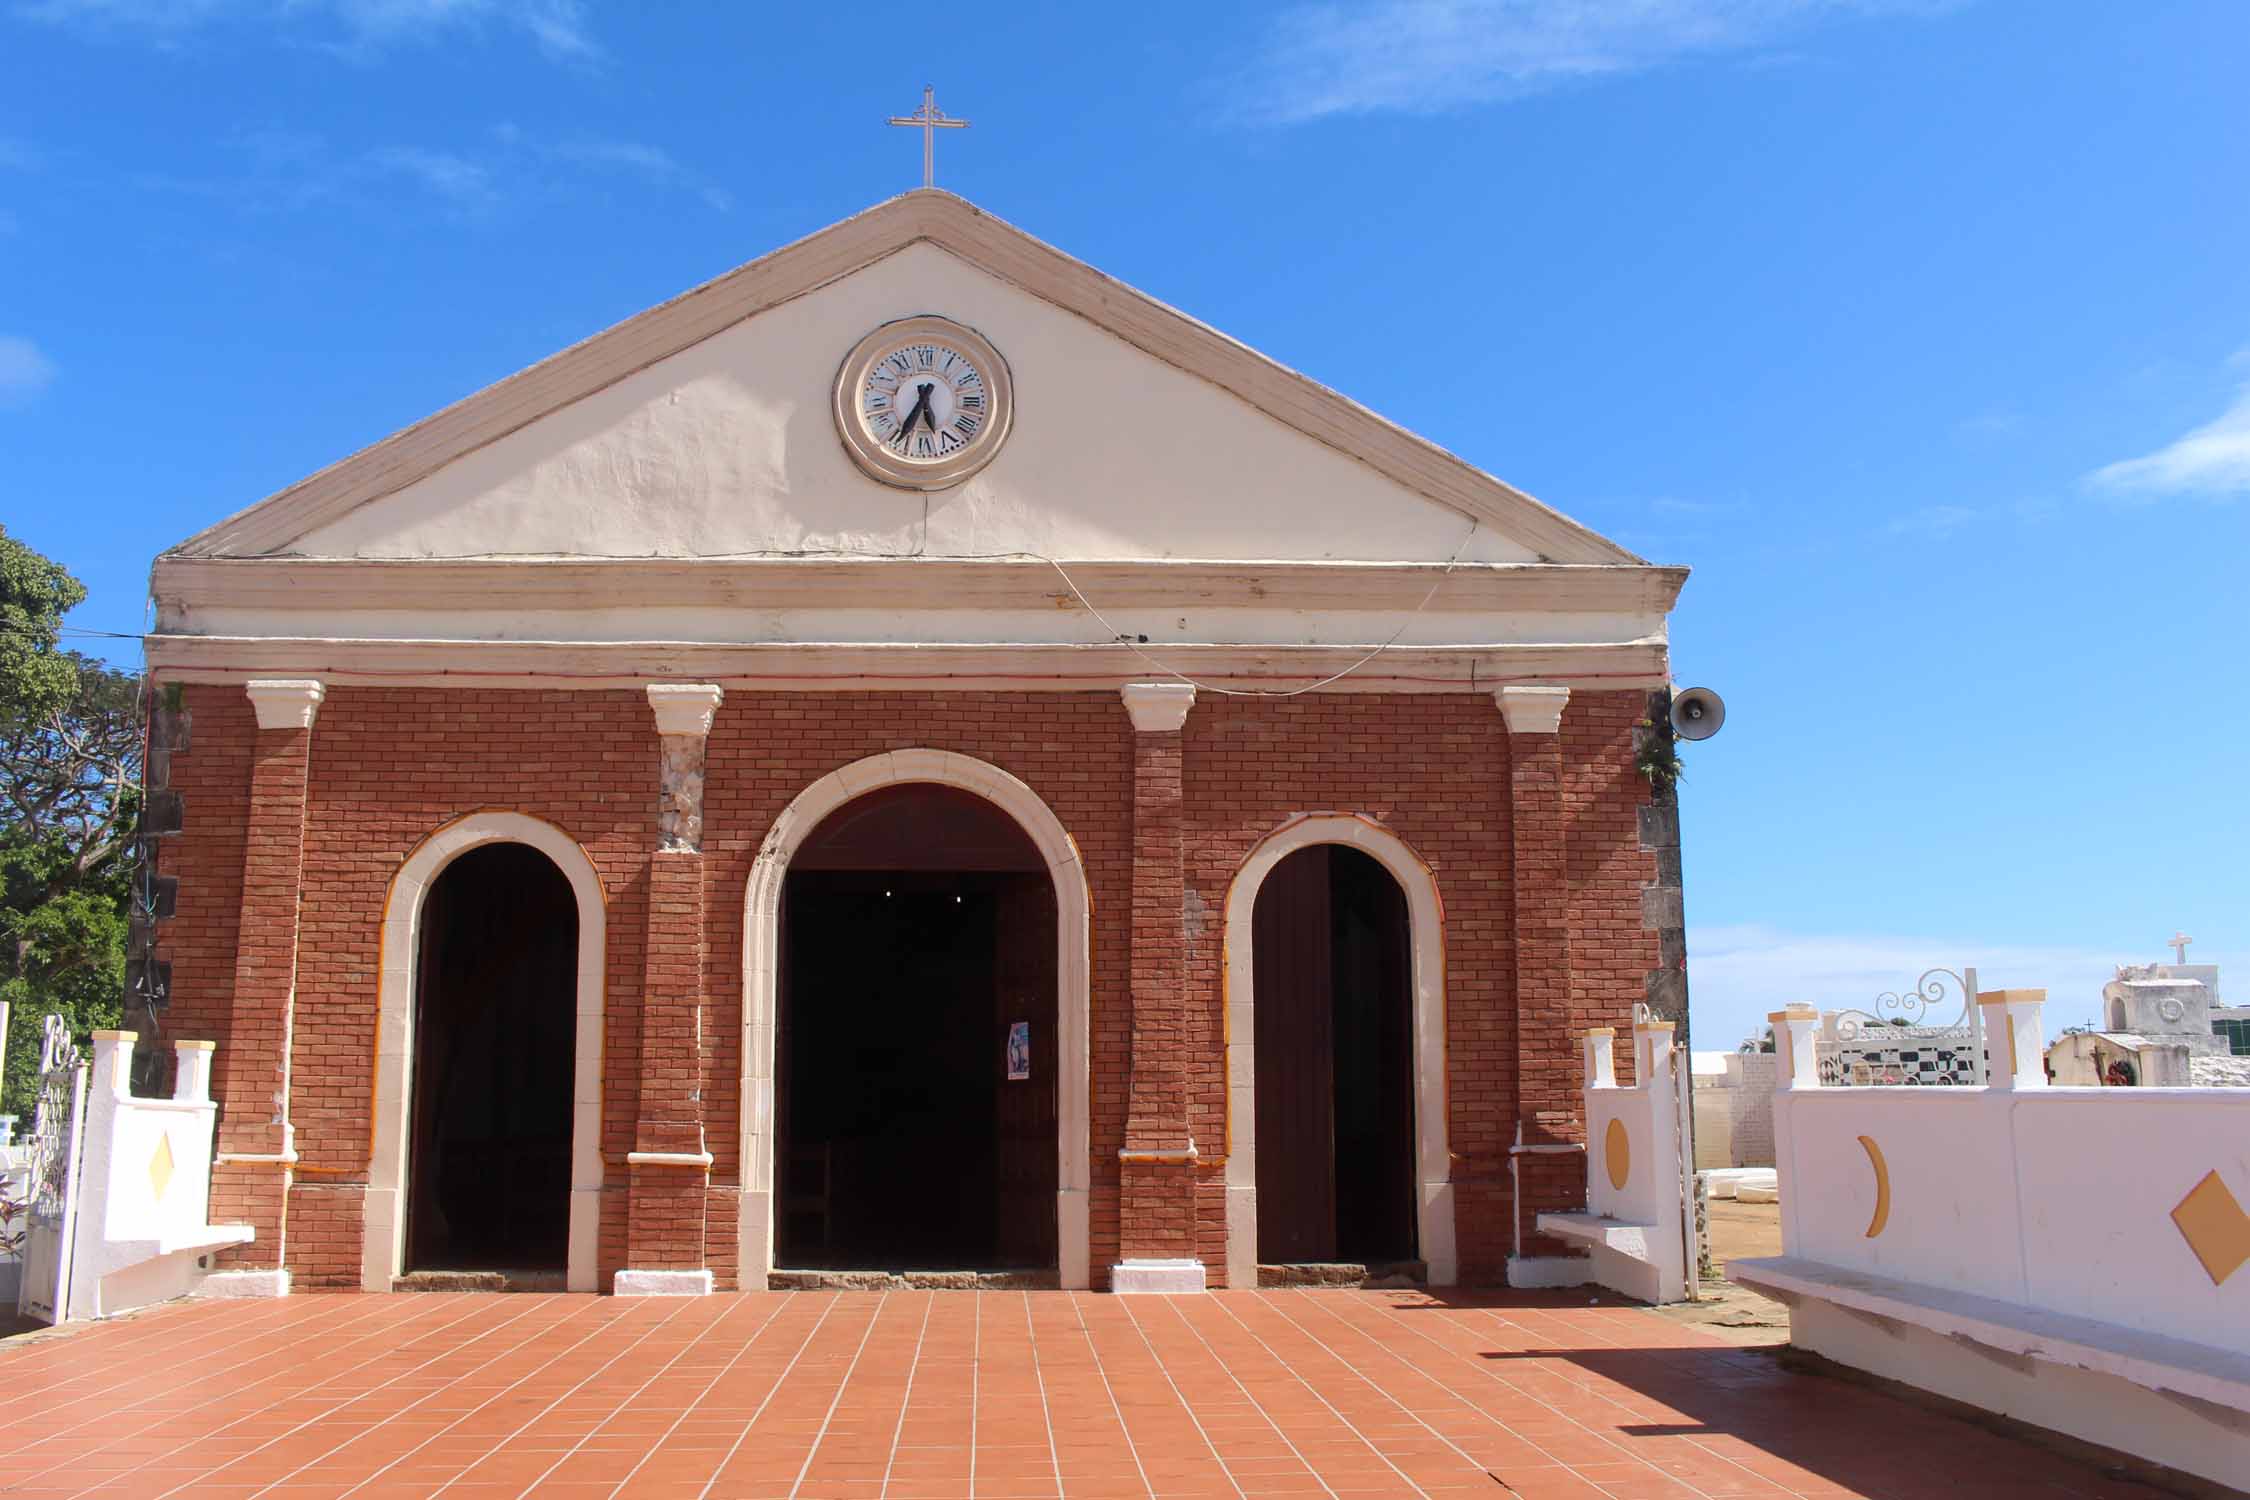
[
  {"left": 625, "top": 1151, "right": 715, "bottom": 1168},
  {"left": 192, "top": 1268, "right": 290, "bottom": 1299},
  {"left": 1730, "top": 1255, "right": 2250, "bottom": 1415},
  {"left": 614, "top": 1269, "right": 715, "bottom": 1297},
  {"left": 1505, "top": 1254, "right": 1593, "bottom": 1289},
  {"left": 1537, "top": 1212, "right": 1658, "bottom": 1259},
  {"left": 1110, "top": 1259, "right": 1208, "bottom": 1294}
]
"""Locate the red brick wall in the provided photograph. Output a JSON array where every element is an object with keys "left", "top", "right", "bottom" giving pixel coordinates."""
[
  {"left": 699, "top": 693, "right": 1137, "bottom": 1288},
  {"left": 1176, "top": 693, "right": 1650, "bottom": 1286},
  {"left": 1565, "top": 694, "right": 1666, "bottom": 1075},
  {"left": 166, "top": 683, "right": 656, "bottom": 1289},
  {"left": 161, "top": 682, "right": 1655, "bottom": 1291}
]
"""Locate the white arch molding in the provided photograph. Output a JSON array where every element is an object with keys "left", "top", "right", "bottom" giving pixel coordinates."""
[
  {"left": 1223, "top": 814, "right": 1456, "bottom": 1290},
  {"left": 364, "top": 810, "right": 607, "bottom": 1293},
  {"left": 741, "top": 750, "right": 1093, "bottom": 1289}
]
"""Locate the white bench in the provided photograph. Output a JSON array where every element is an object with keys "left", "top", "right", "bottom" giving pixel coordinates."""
[
  {"left": 1732, "top": 1255, "right": 2250, "bottom": 1418},
  {"left": 1537, "top": 1212, "right": 1671, "bottom": 1304}
]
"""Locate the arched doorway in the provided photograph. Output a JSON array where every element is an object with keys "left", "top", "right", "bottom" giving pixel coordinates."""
[
  {"left": 775, "top": 783, "right": 1059, "bottom": 1271},
  {"left": 404, "top": 842, "right": 580, "bottom": 1273},
  {"left": 1223, "top": 814, "right": 1455, "bottom": 1288},
  {"left": 1251, "top": 843, "right": 1417, "bottom": 1269}
]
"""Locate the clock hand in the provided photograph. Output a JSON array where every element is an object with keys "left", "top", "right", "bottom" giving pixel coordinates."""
[
  {"left": 895, "top": 388, "right": 932, "bottom": 445},
  {"left": 915, "top": 382, "right": 939, "bottom": 432}
]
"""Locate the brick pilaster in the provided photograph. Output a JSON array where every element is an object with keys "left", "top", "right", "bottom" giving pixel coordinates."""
[
  {"left": 210, "top": 678, "right": 323, "bottom": 1275},
  {"left": 624, "top": 684, "right": 722, "bottom": 1289},
  {"left": 1116, "top": 683, "right": 1200, "bottom": 1277},
  {"left": 1499, "top": 686, "right": 1583, "bottom": 1261}
]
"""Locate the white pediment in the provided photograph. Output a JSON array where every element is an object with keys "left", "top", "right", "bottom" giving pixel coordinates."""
[{"left": 171, "top": 193, "right": 1638, "bottom": 570}]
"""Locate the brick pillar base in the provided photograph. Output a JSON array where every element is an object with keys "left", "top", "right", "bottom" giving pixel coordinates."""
[
  {"left": 619, "top": 1166, "right": 712, "bottom": 1294},
  {"left": 208, "top": 1158, "right": 292, "bottom": 1289}
]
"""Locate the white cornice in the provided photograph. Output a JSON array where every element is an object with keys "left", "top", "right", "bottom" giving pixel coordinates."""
[
  {"left": 244, "top": 678, "right": 325, "bottom": 730},
  {"left": 151, "top": 556, "right": 1688, "bottom": 623},
  {"left": 647, "top": 683, "right": 723, "bottom": 738},
  {"left": 1496, "top": 685, "right": 1571, "bottom": 734},
  {"left": 1120, "top": 682, "right": 1196, "bottom": 732},
  {"left": 162, "top": 191, "right": 1641, "bottom": 567},
  {"left": 148, "top": 635, "right": 1669, "bottom": 695}
]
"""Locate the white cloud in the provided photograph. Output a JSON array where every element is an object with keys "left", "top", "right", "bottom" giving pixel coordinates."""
[
  {"left": 2088, "top": 382, "right": 2250, "bottom": 499},
  {"left": 0, "top": 335, "right": 58, "bottom": 405},
  {"left": 138, "top": 126, "right": 727, "bottom": 219},
  {"left": 555, "top": 139, "right": 732, "bottom": 212},
  {"left": 1884, "top": 503, "right": 1979, "bottom": 536},
  {"left": 368, "top": 145, "right": 497, "bottom": 208},
  {"left": 1649, "top": 496, "right": 1748, "bottom": 517},
  {"left": 1235, "top": 0, "right": 1953, "bottom": 122},
  {"left": 18, "top": 0, "right": 597, "bottom": 61},
  {"left": 1686, "top": 922, "right": 2173, "bottom": 1050}
]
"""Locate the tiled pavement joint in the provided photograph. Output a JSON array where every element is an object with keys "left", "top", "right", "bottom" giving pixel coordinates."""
[{"left": 0, "top": 1291, "right": 2158, "bottom": 1500}]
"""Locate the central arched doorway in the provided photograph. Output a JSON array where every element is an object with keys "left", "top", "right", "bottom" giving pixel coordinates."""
[
  {"left": 1251, "top": 842, "right": 1418, "bottom": 1269},
  {"left": 405, "top": 841, "right": 579, "bottom": 1273},
  {"left": 775, "top": 783, "right": 1060, "bottom": 1271}
]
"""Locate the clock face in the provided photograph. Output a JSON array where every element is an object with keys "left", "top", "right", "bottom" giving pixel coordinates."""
[
  {"left": 833, "top": 316, "right": 1013, "bottom": 489},
  {"left": 860, "top": 339, "right": 988, "bottom": 462}
]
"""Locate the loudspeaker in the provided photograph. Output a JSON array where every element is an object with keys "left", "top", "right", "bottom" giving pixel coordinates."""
[{"left": 1669, "top": 687, "right": 1725, "bottom": 741}]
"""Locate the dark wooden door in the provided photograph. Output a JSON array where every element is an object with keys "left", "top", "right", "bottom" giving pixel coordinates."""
[
  {"left": 1254, "top": 846, "right": 1336, "bottom": 1263},
  {"left": 994, "top": 872, "right": 1059, "bottom": 1266}
]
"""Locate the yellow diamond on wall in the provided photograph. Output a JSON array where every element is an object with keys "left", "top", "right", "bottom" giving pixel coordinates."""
[
  {"left": 2171, "top": 1170, "right": 2250, "bottom": 1286},
  {"left": 149, "top": 1133, "right": 176, "bottom": 1202}
]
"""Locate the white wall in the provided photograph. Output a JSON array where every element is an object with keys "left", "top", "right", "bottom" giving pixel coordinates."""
[
  {"left": 1775, "top": 1086, "right": 2250, "bottom": 1348},
  {"left": 290, "top": 244, "right": 1540, "bottom": 568},
  {"left": 65, "top": 1034, "right": 252, "bottom": 1320},
  {"left": 1689, "top": 1052, "right": 1776, "bottom": 1169}
]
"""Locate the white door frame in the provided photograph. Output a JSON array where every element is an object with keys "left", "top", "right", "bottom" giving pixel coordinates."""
[
  {"left": 740, "top": 749, "right": 1092, "bottom": 1289},
  {"left": 365, "top": 810, "right": 607, "bottom": 1292},
  {"left": 1223, "top": 813, "right": 1456, "bottom": 1289}
]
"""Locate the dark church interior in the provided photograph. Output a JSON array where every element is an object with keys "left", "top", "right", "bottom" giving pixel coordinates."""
[
  {"left": 777, "top": 786, "right": 1059, "bottom": 1271},
  {"left": 406, "top": 841, "right": 579, "bottom": 1272}
]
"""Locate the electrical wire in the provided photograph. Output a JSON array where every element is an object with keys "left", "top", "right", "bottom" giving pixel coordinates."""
[
  {"left": 129, "top": 517, "right": 1499, "bottom": 697},
  {"left": 1035, "top": 519, "right": 1481, "bottom": 697}
]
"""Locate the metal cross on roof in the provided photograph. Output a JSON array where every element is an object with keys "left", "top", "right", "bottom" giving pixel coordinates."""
[{"left": 888, "top": 85, "right": 969, "bottom": 190}]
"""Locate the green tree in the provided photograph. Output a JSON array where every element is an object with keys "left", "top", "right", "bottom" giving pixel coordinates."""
[{"left": 0, "top": 527, "right": 137, "bottom": 1122}]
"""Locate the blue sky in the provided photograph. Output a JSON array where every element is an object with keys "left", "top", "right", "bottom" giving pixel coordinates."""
[{"left": 4, "top": 1, "right": 2246, "bottom": 1048}]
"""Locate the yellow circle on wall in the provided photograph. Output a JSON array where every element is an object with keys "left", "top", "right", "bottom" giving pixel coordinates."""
[{"left": 1605, "top": 1118, "right": 1631, "bottom": 1191}]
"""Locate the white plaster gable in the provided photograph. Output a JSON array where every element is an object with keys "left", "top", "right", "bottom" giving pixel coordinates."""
[{"left": 288, "top": 243, "right": 1543, "bottom": 566}]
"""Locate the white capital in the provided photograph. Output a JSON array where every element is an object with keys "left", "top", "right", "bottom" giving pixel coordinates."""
[
  {"left": 647, "top": 683, "right": 724, "bottom": 739},
  {"left": 1120, "top": 682, "right": 1196, "bottom": 734},
  {"left": 245, "top": 679, "right": 325, "bottom": 731},
  {"left": 1495, "top": 685, "right": 1570, "bottom": 735}
]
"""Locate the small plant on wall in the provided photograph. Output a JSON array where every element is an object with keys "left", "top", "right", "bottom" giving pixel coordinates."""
[{"left": 1635, "top": 716, "right": 1684, "bottom": 792}]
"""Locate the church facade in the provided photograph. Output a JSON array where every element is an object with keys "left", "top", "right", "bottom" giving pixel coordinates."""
[{"left": 146, "top": 191, "right": 1690, "bottom": 1296}]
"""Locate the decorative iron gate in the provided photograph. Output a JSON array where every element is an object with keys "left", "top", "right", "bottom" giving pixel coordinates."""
[
  {"left": 16, "top": 1015, "right": 89, "bottom": 1325},
  {"left": 1819, "top": 966, "right": 1987, "bottom": 1086}
]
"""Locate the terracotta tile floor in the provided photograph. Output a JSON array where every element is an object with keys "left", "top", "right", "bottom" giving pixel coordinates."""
[{"left": 0, "top": 1290, "right": 2148, "bottom": 1499}]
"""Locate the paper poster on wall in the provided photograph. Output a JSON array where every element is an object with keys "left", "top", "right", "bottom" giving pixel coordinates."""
[{"left": 1006, "top": 1021, "right": 1031, "bottom": 1080}]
